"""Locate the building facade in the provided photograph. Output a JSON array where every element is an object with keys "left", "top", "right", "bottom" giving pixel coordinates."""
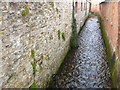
[{"left": 74, "top": 0, "right": 90, "bottom": 33}]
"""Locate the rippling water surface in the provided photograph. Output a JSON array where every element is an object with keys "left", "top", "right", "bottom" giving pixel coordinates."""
[{"left": 50, "top": 17, "right": 111, "bottom": 88}]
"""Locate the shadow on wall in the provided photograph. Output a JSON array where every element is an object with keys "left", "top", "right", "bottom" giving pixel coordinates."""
[{"left": 70, "top": 1, "right": 79, "bottom": 48}]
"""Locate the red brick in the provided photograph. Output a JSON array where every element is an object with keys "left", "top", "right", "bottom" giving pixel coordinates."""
[{"left": 99, "top": 2, "right": 119, "bottom": 55}]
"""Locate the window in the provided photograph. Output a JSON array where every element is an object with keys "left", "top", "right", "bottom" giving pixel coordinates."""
[
  {"left": 75, "top": 1, "right": 78, "bottom": 13},
  {"left": 81, "top": 2, "right": 83, "bottom": 11}
]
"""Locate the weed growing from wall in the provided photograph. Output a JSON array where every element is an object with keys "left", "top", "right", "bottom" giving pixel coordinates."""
[
  {"left": 56, "top": 8, "right": 58, "bottom": 13},
  {"left": 29, "top": 82, "right": 38, "bottom": 89},
  {"left": 58, "top": 30, "right": 61, "bottom": 40},
  {"left": 39, "top": 65, "right": 43, "bottom": 72},
  {"left": 62, "top": 32, "right": 65, "bottom": 41},
  {"left": 31, "top": 58, "right": 37, "bottom": 76},
  {"left": 30, "top": 49, "right": 38, "bottom": 88},
  {"left": 50, "top": 2, "right": 54, "bottom": 8},
  {"left": 21, "top": 5, "right": 29, "bottom": 16},
  {"left": 57, "top": 30, "right": 66, "bottom": 41},
  {"left": 31, "top": 50, "right": 35, "bottom": 59}
]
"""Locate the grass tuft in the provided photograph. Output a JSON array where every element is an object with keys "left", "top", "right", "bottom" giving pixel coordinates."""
[
  {"left": 29, "top": 82, "right": 38, "bottom": 89},
  {"left": 58, "top": 30, "right": 61, "bottom": 40},
  {"left": 50, "top": 2, "right": 54, "bottom": 8},
  {"left": 62, "top": 32, "right": 65, "bottom": 41},
  {"left": 31, "top": 49, "right": 35, "bottom": 58},
  {"left": 21, "top": 5, "right": 29, "bottom": 16},
  {"left": 31, "top": 59, "right": 37, "bottom": 76}
]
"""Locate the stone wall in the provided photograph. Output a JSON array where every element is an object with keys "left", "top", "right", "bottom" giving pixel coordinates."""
[
  {"left": 0, "top": 2, "right": 72, "bottom": 88},
  {"left": 0, "top": 1, "right": 89, "bottom": 88}
]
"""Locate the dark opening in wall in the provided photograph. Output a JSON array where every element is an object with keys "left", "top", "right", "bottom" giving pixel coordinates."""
[
  {"left": 81, "top": 2, "right": 83, "bottom": 11},
  {"left": 75, "top": 1, "right": 78, "bottom": 13}
]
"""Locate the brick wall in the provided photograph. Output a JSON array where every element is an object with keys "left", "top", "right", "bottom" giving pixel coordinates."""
[
  {"left": 99, "top": 1, "right": 120, "bottom": 88},
  {"left": 91, "top": 4, "right": 99, "bottom": 13},
  {"left": 118, "top": 1, "right": 120, "bottom": 59},
  {"left": 118, "top": 1, "right": 120, "bottom": 88},
  {"left": 99, "top": 2, "right": 119, "bottom": 54}
]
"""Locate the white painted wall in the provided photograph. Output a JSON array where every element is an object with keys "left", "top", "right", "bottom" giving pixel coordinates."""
[{"left": 74, "top": 0, "right": 90, "bottom": 33}]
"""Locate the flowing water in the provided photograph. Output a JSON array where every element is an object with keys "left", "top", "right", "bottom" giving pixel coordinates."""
[{"left": 50, "top": 16, "right": 111, "bottom": 88}]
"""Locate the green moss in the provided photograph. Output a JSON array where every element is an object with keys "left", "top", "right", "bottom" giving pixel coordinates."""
[
  {"left": 41, "top": 53, "right": 46, "bottom": 59},
  {"left": 58, "top": 30, "right": 61, "bottom": 40},
  {"left": 56, "top": 8, "right": 58, "bottom": 13},
  {"left": 25, "top": 5, "right": 29, "bottom": 13},
  {"left": 9, "top": 73, "right": 15, "bottom": 79},
  {"left": 111, "top": 57, "right": 118, "bottom": 88},
  {"left": 39, "top": 65, "right": 43, "bottom": 72},
  {"left": 47, "top": 55, "right": 50, "bottom": 60},
  {"left": 10, "top": 73, "right": 15, "bottom": 77},
  {"left": 41, "top": 54, "right": 44, "bottom": 59},
  {"left": 31, "top": 59, "right": 37, "bottom": 77},
  {"left": 30, "top": 49, "right": 39, "bottom": 88},
  {"left": 59, "top": 14, "right": 61, "bottom": 18},
  {"left": 29, "top": 82, "right": 38, "bottom": 89},
  {"left": 31, "top": 50, "right": 35, "bottom": 58},
  {"left": 43, "top": 54, "right": 51, "bottom": 60},
  {"left": 98, "top": 15, "right": 112, "bottom": 66},
  {"left": 50, "top": 2, "right": 54, "bottom": 8},
  {"left": 21, "top": 11, "right": 27, "bottom": 16},
  {"left": 21, "top": 5, "right": 29, "bottom": 16},
  {"left": 98, "top": 14, "right": 118, "bottom": 88},
  {"left": 62, "top": 32, "right": 65, "bottom": 41}
]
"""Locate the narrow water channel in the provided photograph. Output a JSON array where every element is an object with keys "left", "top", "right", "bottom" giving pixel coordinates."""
[{"left": 50, "top": 16, "right": 111, "bottom": 88}]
